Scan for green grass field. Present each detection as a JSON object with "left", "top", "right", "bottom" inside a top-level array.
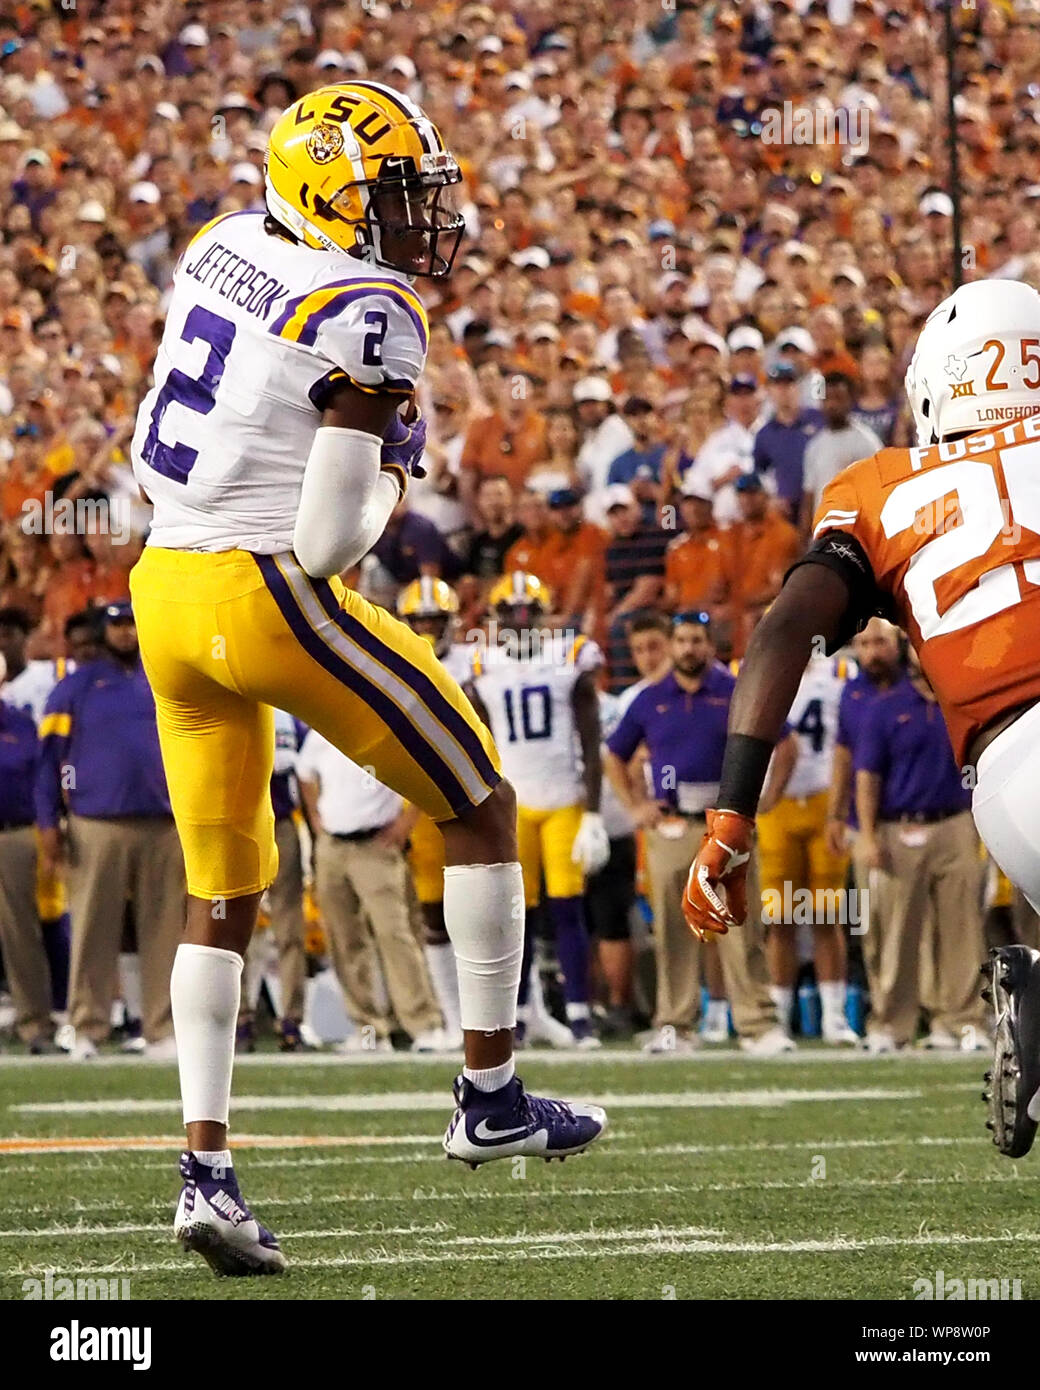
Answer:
[{"left": 0, "top": 1048, "right": 1035, "bottom": 1301}]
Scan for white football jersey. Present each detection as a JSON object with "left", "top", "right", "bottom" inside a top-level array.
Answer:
[
  {"left": 783, "top": 654, "right": 855, "bottom": 801},
  {"left": 471, "top": 634, "right": 602, "bottom": 811},
  {"left": 1, "top": 658, "right": 72, "bottom": 725},
  {"left": 132, "top": 210, "right": 428, "bottom": 553}
]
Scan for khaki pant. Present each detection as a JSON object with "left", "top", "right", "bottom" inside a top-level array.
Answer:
[
  {"left": 66, "top": 815, "right": 185, "bottom": 1044},
  {"left": 315, "top": 831, "right": 440, "bottom": 1038},
  {"left": 267, "top": 817, "right": 307, "bottom": 1021},
  {"left": 643, "top": 820, "right": 776, "bottom": 1038},
  {"left": 0, "top": 827, "right": 52, "bottom": 1043},
  {"left": 869, "top": 812, "right": 987, "bottom": 1044}
]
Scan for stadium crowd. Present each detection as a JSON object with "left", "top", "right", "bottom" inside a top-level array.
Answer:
[{"left": 0, "top": 0, "right": 1037, "bottom": 1057}]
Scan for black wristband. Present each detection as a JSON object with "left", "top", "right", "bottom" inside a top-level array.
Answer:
[{"left": 717, "top": 734, "right": 775, "bottom": 819}]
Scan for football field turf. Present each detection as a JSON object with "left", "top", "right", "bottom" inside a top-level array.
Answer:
[{"left": 0, "top": 1050, "right": 1035, "bottom": 1301}]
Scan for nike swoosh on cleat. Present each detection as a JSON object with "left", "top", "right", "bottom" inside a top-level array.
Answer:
[{"left": 472, "top": 1118, "right": 531, "bottom": 1143}]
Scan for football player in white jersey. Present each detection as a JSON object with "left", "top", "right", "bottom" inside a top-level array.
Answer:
[
  {"left": 757, "top": 651, "right": 860, "bottom": 1044},
  {"left": 467, "top": 573, "right": 611, "bottom": 1048},
  {"left": 129, "top": 84, "right": 605, "bottom": 1277},
  {"left": 397, "top": 576, "right": 471, "bottom": 1050}
]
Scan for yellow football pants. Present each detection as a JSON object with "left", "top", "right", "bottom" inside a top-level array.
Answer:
[
  {"left": 517, "top": 803, "right": 584, "bottom": 907},
  {"left": 130, "top": 547, "right": 500, "bottom": 901},
  {"left": 408, "top": 810, "right": 445, "bottom": 905},
  {"left": 756, "top": 790, "right": 848, "bottom": 919}
]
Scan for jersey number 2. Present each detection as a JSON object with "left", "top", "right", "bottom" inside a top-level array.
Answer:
[
  {"left": 880, "top": 440, "right": 1040, "bottom": 639},
  {"left": 142, "top": 307, "right": 237, "bottom": 484}
]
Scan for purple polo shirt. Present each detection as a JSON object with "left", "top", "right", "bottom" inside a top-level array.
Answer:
[
  {"left": 607, "top": 663, "right": 735, "bottom": 807},
  {"left": 854, "top": 681, "right": 970, "bottom": 821},
  {"left": 0, "top": 700, "right": 38, "bottom": 826},
  {"left": 837, "top": 670, "right": 908, "bottom": 829}
]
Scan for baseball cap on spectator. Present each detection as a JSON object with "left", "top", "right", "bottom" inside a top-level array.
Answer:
[
  {"left": 727, "top": 326, "right": 765, "bottom": 354},
  {"left": 386, "top": 56, "right": 417, "bottom": 80},
  {"left": 767, "top": 361, "right": 799, "bottom": 383},
  {"left": 833, "top": 266, "right": 866, "bottom": 289},
  {"left": 230, "top": 162, "right": 262, "bottom": 187},
  {"left": 95, "top": 354, "right": 123, "bottom": 377},
  {"left": 531, "top": 59, "right": 556, "bottom": 78},
  {"left": 21, "top": 149, "right": 50, "bottom": 168},
  {"left": 316, "top": 49, "right": 346, "bottom": 69},
  {"left": 504, "top": 71, "right": 532, "bottom": 91},
  {"left": 573, "top": 377, "right": 612, "bottom": 404},
  {"left": 680, "top": 472, "right": 713, "bottom": 501},
  {"left": 528, "top": 323, "right": 560, "bottom": 342},
  {"left": 155, "top": 103, "right": 180, "bottom": 122},
  {"left": 784, "top": 241, "right": 818, "bottom": 264},
  {"left": 104, "top": 600, "right": 135, "bottom": 623},
  {"left": 603, "top": 484, "right": 635, "bottom": 512},
  {"left": 728, "top": 375, "right": 759, "bottom": 395},
  {"left": 621, "top": 396, "right": 654, "bottom": 416},
  {"left": 476, "top": 35, "right": 504, "bottom": 53},
  {"left": 484, "top": 328, "right": 514, "bottom": 349},
  {"left": 217, "top": 93, "right": 256, "bottom": 113},
  {"left": 129, "top": 181, "right": 161, "bottom": 205},
  {"left": 919, "top": 190, "right": 954, "bottom": 218},
  {"left": 0, "top": 120, "right": 24, "bottom": 143},
  {"left": 776, "top": 327, "right": 817, "bottom": 355},
  {"left": 648, "top": 219, "right": 676, "bottom": 241},
  {"left": 179, "top": 24, "right": 208, "bottom": 47},
  {"left": 511, "top": 247, "right": 550, "bottom": 270},
  {"left": 77, "top": 200, "right": 106, "bottom": 223},
  {"left": 3, "top": 308, "right": 29, "bottom": 330},
  {"left": 136, "top": 55, "right": 164, "bottom": 74},
  {"left": 734, "top": 472, "right": 764, "bottom": 493},
  {"left": 541, "top": 33, "right": 571, "bottom": 52},
  {"left": 548, "top": 487, "right": 582, "bottom": 509}
]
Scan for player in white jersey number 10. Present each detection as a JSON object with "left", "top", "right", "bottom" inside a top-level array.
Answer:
[
  {"left": 467, "top": 573, "right": 611, "bottom": 1049},
  {"left": 128, "top": 84, "right": 605, "bottom": 1278}
]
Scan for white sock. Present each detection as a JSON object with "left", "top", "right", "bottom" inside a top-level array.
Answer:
[
  {"left": 819, "top": 979, "right": 847, "bottom": 1032},
  {"left": 565, "top": 1002, "right": 590, "bottom": 1022},
  {"left": 171, "top": 943, "right": 243, "bottom": 1127},
  {"left": 424, "top": 939, "right": 462, "bottom": 1036},
  {"left": 119, "top": 951, "right": 142, "bottom": 1023},
  {"left": 463, "top": 1057, "right": 516, "bottom": 1093},
  {"left": 442, "top": 862, "right": 524, "bottom": 1032},
  {"left": 770, "top": 985, "right": 794, "bottom": 1032},
  {"left": 705, "top": 999, "right": 729, "bottom": 1032}
]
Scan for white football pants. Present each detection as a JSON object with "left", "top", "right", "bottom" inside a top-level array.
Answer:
[{"left": 973, "top": 700, "right": 1040, "bottom": 913}]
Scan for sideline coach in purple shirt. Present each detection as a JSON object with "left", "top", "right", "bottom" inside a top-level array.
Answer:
[
  {"left": 605, "top": 612, "right": 788, "bottom": 1051},
  {"left": 854, "top": 647, "right": 985, "bottom": 1051}
]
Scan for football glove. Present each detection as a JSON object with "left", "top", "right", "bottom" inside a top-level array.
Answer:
[
  {"left": 380, "top": 408, "right": 427, "bottom": 494},
  {"left": 682, "top": 808, "right": 756, "bottom": 942},
  {"left": 571, "top": 811, "right": 610, "bottom": 875}
]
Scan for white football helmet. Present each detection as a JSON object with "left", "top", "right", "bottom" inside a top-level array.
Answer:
[{"left": 905, "top": 279, "right": 1040, "bottom": 446}]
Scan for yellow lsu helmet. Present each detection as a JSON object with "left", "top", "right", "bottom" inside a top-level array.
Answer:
[
  {"left": 397, "top": 576, "right": 459, "bottom": 655},
  {"left": 265, "top": 81, "right": 464, "bottom": 279},
  {"left": 488, "top": 571, "right": 554, "bottom": 617}
]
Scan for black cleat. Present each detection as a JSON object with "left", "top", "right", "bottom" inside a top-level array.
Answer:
[{"left": 982, "top": 946, "right": 1040, "bottom": 1158}]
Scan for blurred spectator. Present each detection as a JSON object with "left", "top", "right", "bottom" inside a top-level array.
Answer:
[
  {"left": 726, "top": 473, "right": 800, "bottom": 655},
  {"left": 664, "top": 476, "right": 732, "bottom": 620},
  {"left": 851, "top": 342, "right": 903, "bottom": 447},
  {"left": 34, "top": 601, "right": 182, "bottom": 1060},
  {"left": 459, "top": 367, "right": 546, "bottom": 509},
  {"left": 503, "top": 486, "right": 555, "bottom": 578},
  {"left": 799, "top": 373, "right": 884, "bottom": 536},
  {"left": 296, "top": 733, "right": 443, "bottom": 1053},
  {"left": 855, "top": 647, "right": 987, "bottom": 1054},
  {"left": 752, "top": 361, "right": 824, "bottom": 522},
  {"left": 605, "top": 614, "right": 786, "bottom": 1054},
  {"left": 0, "top": 697, "right": 51, "bottom": 1050},
  {"left": 682, "top": 375, "right": 764, "bottom": 524},
  {"left": 603, "top": 486, "right": 668, "bottom": 693},
  {"left": 574, "top": 377, "right": 634, "bottom": 523},
  {"left": 541, "top": 487, "right": 606, "bottom": 629}
]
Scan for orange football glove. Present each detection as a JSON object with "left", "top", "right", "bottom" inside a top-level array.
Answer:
[{"left": 682, "top": 809, "right": 756, "bottom": 942}]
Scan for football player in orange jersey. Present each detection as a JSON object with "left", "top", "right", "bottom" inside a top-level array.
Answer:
[{"left": 683, "top": 279, "right": 1040, "bottom": 1160}]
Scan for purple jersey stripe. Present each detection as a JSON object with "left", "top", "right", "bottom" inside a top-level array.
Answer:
[
  {"left": 253, "top": 555, "right": 472, "bottom": 813},
  {"left": 306, "top": 573, "right": 500, "bottom": 792},
  {"left": 269, "top": 279, "right": 429, "bottom": 352}
]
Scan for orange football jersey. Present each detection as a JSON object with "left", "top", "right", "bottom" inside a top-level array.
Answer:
[{"left": 812, "top": 413, "right": 1040, "bottom": 765}]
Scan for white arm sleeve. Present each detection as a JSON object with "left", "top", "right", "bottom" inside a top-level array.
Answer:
[{"left": 292, "top": 426, "right": 400, "bottom": 579}]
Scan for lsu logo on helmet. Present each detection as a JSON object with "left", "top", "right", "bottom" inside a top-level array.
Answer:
[{"left": 265, "top": 81, "right": 464, "bottom": 280}]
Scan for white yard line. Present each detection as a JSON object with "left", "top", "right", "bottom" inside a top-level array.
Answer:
[
  {"left": 10, "top": 1227, "right": 1040, "bottom": 1279},
  {"left": 9, "top": 1087, "right": 923, "bottom": 1116}
]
